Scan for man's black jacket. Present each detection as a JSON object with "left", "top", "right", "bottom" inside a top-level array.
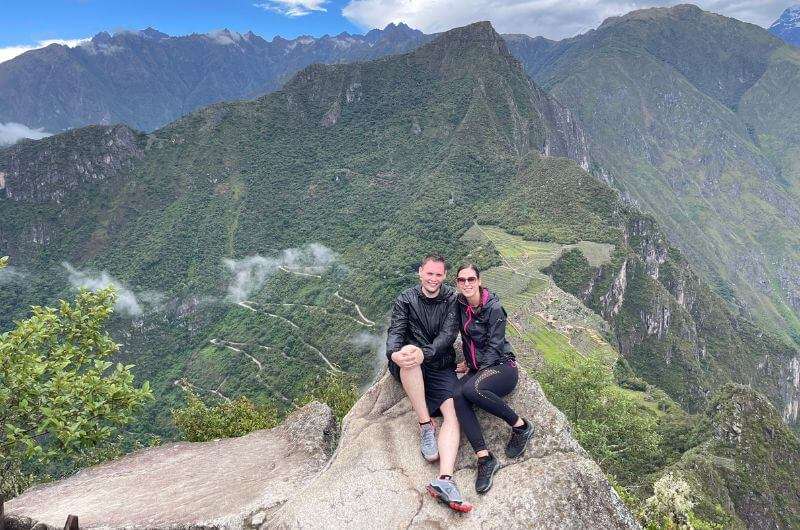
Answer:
[{"left": 385, "top": 284, "right": 459, "bottom": 370}]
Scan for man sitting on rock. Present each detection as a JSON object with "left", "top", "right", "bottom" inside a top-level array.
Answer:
[{"left": 386, "top": 253, "right": 471, "bottom": 512}]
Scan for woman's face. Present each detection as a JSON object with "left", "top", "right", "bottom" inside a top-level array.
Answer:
[{"left": 456, "top": 267, "right": 481, "bottom": 298}]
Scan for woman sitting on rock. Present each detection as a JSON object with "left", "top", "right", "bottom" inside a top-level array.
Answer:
[{"left": 453, "top": 263, "right": 535, "bottom": 494}]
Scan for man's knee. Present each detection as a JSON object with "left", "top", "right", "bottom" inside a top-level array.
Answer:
[{"left": 439, "top": 398, "right": 457, "bottom": 418}]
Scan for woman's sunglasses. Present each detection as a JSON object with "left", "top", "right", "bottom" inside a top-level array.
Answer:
[{"left": 456, "top": 276, "right": 478, "bottom": 284}]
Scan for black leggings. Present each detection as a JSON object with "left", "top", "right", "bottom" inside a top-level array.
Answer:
[{"left": 453, "top": 361, "right": 520, "bottom": 453}]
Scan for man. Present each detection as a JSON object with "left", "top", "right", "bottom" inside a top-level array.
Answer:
[{"left": 386, "top": 253, "right": 471, "bottom": 512}]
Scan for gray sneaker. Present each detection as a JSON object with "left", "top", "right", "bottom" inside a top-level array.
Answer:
[
  {"left": 427, "top": 477, "right": 473, "bottom": 513},
  {"left": 420, "top": 422, "right": 439, "bottom": 462}
]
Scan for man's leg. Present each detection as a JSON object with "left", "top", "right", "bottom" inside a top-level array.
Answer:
[
  {"left": 437, "top": 398, "right": 459, "bottom": 477},
  {"left": 399, "top": 364, "right": 431, "bottom": 423}
]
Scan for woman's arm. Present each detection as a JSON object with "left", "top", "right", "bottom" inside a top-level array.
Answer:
[{"left": 483, "top": 303, "right": 508, "bottom": 358}]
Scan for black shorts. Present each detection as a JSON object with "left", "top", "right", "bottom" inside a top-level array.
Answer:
[{"left": 388, "top": 359, "right": 458, "bottom": 417}]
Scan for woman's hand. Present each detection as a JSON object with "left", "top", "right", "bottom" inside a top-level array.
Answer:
[{"left": 455, "top": 361, "right": 468, "bottom": 374}]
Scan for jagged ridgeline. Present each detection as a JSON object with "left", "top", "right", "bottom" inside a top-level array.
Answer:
[
  {"left": 0, "top": 21, "right": 797, "bottom": 438},
  {"left": 507, "top": 5, "right": 800, "bottom": 350},
  {"left": 0, "top": 24, "right": 434, "bottom": 133}
]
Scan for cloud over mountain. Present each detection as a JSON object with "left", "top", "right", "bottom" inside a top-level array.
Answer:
[
  {"left": 0, "top": 123, "right": 52, "bottom": 145},
  {"left": 0, "top": 37, "right": 89, "bottom": 64},
  {"left": 342, "top": 0, "right": 790, "bottom": 39},
  {"left": 223, "top": 243, "right": 337, "bottom": 302},
  {"left": 62, "top": 263, "right": 165, "bottom": 317}
]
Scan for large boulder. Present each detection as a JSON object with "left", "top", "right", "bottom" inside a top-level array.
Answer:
[
  {"left": 267, "top": 370, "right": 639, "bottom": 529},
  {"left": 5, "top": 401, "right": 336, "bottom": 529}
]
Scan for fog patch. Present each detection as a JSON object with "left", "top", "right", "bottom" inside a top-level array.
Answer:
[
  {"left": 0, "top": 265, "right": 26, "bottom": 285},
  {"left": 0, "top": 122, "right": 52, "bottom": 146},
  {"left": 350, "top": 331, "right": 388, "bottom": 386},
  {"left": 62, "top": 262, "right": 162, "bottom": 317},
  {"left": 224, "top": 243, "right": 338, "bottom": 302},
  {"left": 223, "top": 255, "right": 280, "bottom": 302}
]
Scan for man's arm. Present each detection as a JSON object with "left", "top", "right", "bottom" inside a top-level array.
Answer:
[
  {"left": 385, "top": 296, "right": 409, "bottom": 361},
  {"left": 420, "top": 297, "right": 459, "bottom": 361}
]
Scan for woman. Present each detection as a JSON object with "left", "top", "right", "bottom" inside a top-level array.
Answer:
[{"left": 453, "top": 263, "right": 535, "bottom": 494}]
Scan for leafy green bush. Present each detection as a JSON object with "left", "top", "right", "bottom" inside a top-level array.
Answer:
[
  {"left": 640, "top": 473, "right": 725, "bottom": 530},
  {"left": 171, "top": 391, "right": 279, "bottom": 442},
  {"left": 0, "top": 285, "right": 152, "bottom": 509}
]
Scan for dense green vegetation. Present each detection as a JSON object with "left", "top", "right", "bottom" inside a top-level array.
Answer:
[{"left": 172, "top": 391, "right": 279, "bottom": 442}]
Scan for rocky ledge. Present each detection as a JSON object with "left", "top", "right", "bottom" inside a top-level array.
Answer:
[
  {"left": 7, "top": 370, "right": 638, "bottom": 529},
  {"left": 5, "top": 402, "right": 336, "bottom": 529}
]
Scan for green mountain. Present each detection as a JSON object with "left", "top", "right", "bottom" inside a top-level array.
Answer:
[
  {"left": 2, "top": 17, "right": 796, "bottom": 429},
  {"left": 3, "top": 20, "right": 800, "bottom": 526},
  {"left": 506, "top": 5, "right": 800, "bottom": 361}
]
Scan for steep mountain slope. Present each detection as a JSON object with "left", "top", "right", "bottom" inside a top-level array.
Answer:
[
  {"left": 663, "top": 384, "right": 800, "bottom": 529},
  {"left": 0, "top": 24, "right": 433, "bottom": 134},
  {"left": 769, "top": 5, "right": 800, "bottom": 46},
  {"left": 507, "top": 5, "right": 800, "bottom": 348}
]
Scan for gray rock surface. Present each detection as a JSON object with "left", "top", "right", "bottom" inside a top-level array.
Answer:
[
  {"left": 5, "top": 401, "right": 336, "bottom": 529},
  {"left": 6, "top": 372, "right": 639, "bottom": 529},
  {"left": 267, "top": 371, "right": 639, "bottom": 529}
]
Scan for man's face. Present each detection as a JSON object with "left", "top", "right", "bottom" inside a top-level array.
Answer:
[{"left": 418, "top": 260, "right": 446, "bottom": 297}]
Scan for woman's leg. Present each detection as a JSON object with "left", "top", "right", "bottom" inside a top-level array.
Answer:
[
  {"left": 453, "top": 373, "right": 489, "bottom": 453},
  {"left": 461, "top": 362, "right": 520, "bottom": 427}
]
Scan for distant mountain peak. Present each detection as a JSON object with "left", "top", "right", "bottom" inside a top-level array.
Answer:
[
  {"left": 770, "top": 5, "right": 800, "bottom": 29},
  {"left": 140, "top": 27, "right": 169, "bottom": 39},
  {"left": 205, "top": 28, "right": 244, "bottom": 45},
  {"left": 769, "top": 5, "right": 800, "bottom": 46}
]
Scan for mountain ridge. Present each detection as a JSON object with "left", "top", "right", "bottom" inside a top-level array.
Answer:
[
  {"left": 506, "top": 4, "right": 800, "bottom": 350},
  {"left": 0, "top": 23, "right": 434, "bottom": 134}
]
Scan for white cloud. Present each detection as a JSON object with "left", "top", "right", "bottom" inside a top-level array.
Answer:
[
  {"left": 341, "top": 0, "right": 791, "bottom": 40},
  {"left": 223, "top": 243, "right": 337, "bottom": 302},
  {"left": 0, "top": 265, "right": 26, "bottom": 285},
  {"left": 0, "top": 37, "right": 90, "bottom": 64},
  {"left": 0, "top": 122, "right": 52, "bottom": 146},
  {"left": 63, "top": 262, "right": 155, "bottom": 317},
  {"left": 224, "top": 255, "right": 281, "bottom": 302},
  {"left": 254, "top": 0, "right": 329, "bottom": 17}
]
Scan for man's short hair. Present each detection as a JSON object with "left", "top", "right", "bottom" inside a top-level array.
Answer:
[{"left": 420, "top": 253, "right": 448, "bottom": 270}]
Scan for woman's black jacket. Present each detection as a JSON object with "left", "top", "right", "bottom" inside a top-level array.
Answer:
[{"left": 458, "top": 288, "right": 514, "bottom": 371}]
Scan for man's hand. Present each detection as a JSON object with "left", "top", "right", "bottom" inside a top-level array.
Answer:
[
  {"left": 391, "top": 345, "right": 423, "bottom": 368},
  {"left": 455, "top": 361, "right": 468, "bottom": 374}
]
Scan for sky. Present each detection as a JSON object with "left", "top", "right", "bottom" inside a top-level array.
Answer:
[{"left": 1, "top": 0, "right": 797, "bottom": 62}]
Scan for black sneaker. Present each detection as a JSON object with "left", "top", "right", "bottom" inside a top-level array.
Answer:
[
  {"left": 505, "top": 418, "right": 535, "bottom": 458},
  {"left": 475, "top": 453, "right": 500, "bottom": 494}
]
